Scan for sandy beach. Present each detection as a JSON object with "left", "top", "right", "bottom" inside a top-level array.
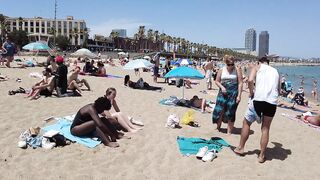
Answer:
[{"left": 0, "top": 58, "right": 320, "bottom": 180}]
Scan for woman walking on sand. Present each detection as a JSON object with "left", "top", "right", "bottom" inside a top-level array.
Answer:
[{"left": 212, "top": 55, "right": 243, "bottom": 134}]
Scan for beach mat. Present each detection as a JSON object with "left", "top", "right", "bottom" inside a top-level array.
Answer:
[
  {"left": 281, "top": 113, "right": 320, "bottom": 132},
  {"left": 177, "top": 136, "right": 229, "bottom": 156},
  {"left": 42, "top": 118, "right": 101, "bottom": 148}
]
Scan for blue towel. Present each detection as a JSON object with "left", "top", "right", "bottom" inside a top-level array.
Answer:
[
  {"left": 42, "top": 119, "right": 101, "bottom": 148},
  {"left": 106, "top": 74, "right": 123, "bottom": 78},
  {"left": 177, "top": 136, "right": 229, "bottom": 156}
]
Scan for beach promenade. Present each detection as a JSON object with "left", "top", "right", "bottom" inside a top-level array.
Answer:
[{"left": 0, "top": 59, "right": 320, "bottom": 180}]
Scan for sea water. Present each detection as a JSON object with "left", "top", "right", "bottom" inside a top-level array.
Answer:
[{"left": 275, "top": 65, "right": 320, "bottom": 102}]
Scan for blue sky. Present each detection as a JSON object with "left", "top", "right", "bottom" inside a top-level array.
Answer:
[{"left": 1, "top": 0, "right": 319, "bottom": 58}]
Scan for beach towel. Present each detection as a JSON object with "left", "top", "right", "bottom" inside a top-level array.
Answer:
[
  {"left": 42, "top": 118, "right": 101, "bottom": 148},
  {"left": 281, "top": 113, "right": 320, "bottom": 132},
  {"left": 177, "top": 136, "right": 229, "bottom": 156}
]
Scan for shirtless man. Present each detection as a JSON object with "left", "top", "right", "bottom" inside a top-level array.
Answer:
[
  {"left": 27, "top": 68, "right": 55, "bottom": 100},
  {"left": 68, "top": 66, "right": 91, "bottom": 93},
  {"left": 203, "top": 58, "right": 214, "bottom": 90}
]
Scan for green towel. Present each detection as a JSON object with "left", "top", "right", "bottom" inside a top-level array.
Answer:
[{"left": 177, "top": 136, "right": 229, "bottom": 156}]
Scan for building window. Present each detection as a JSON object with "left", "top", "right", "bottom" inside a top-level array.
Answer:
[
  {"left": 36, "top": 22, "right": 39, "bottom": 27},
  {"left": 30, "top": 28, "right": 34, "bottom": 33},
  {"left": 36, "top": 28, "right": 39, "bottom": 33},
  {"left": 13, "top": 21, "right": 16, "bottom": 26},
  {"left": 80, "top": 35, "right": 83, "bottom": 39},
  {"left": 24, "top": 22, "right": 28, "bottom": 27},
  {"left": 13, "top": 27, "right": 16, "bottom": 31},
  {"left": 42, "top": 28, "right": 45, "bottom": 33},
  {"left": 69, "top": 22, "right": 72, "bottom": 29}
]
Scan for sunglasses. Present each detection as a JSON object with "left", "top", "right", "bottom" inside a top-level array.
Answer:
[{"left": 227, "top": 63, "right": 235, "bottom": 66}]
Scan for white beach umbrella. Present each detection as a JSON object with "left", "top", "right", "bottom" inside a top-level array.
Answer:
[
  {"left": 71, "top": 48, "right": 97, "bottom": 58},
  {"left": 123, "top": 59, "right": 153, "bottom": 70}
]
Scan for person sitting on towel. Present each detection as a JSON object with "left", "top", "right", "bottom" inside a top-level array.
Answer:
[
  {"left": 67, "top": 66, "right": 91, "bottom": 94},
  {"left": 70, "top": 97, "right": 123, "bottom": 148}
]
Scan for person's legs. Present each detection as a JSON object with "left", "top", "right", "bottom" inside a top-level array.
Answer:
[
  {"left": 69, "top": 80, "right": 82, "bottom": 93},
  {"left": 79, "top": 79, "right": 90, "bottom": 90},
  {"left": 259, "top": 115, "right": 273, "bottom": 163},
  {"left": 117, "top": 112, "right": 141, "bottom": 130},
  {"left": 227, "top": 121, "right": 234, "bottom": 135},
  {"left": 30, "top": 89, "right": 41, "bottom": 100},
  {"left": 5, "top": 56, "right": 13, "bottom": 68},
  {"left": 234, "top": 119, "right": 252, "bottom": 155},
  {"left": 71, "top": 120, "right": 119, "bottom": 147},
  {"left": 216, "top": 110, "right": 225, "bottom": 131},
  {"left": 112, "top": 112, "right": 138, "bottom": 132}
]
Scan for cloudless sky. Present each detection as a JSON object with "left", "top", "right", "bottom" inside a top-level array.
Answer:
[{"left": 1, "top": 0, "right": 319, "bottom": 58}]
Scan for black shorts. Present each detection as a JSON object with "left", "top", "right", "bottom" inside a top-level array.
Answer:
[
  {"left": 153, "top": 66, "right": 159, "bottom": 76},
  {"left": 40, "top": 88, "right": 52, "bottom": 97},
  {"left": 253, "top": 101, "right": 277, "bottom": 118}
]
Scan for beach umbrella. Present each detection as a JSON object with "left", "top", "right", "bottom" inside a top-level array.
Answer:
[
  {"left": 118, "top": 52, "right": 126, "bottom": 55},
  {"left": 71, "top": 48, "right": 97, "bottom": 58},
  {"left": 164, "top": 66, "right": 204, "bottom": 98},
  {"left": 22, "top": 42, "right": 51, "bottom": 51},
  {"left": 123, "top": 59, "right": 153, "bottom": 70},
  {"left": 174, "top": 58, "right": 193, "bottom": 66}
]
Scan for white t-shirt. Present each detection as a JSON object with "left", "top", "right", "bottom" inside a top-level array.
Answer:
[{"left": 254, "top": 64, "right": 279, "bottom": 105}]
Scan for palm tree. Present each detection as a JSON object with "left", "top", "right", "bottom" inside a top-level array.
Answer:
[
  {"left": 159, "top": 33, "right": 166, "bottom": 51},
  {"left": 147, "top": 29, "right": 153, "bottom": 50},
  {"left": 0, "top": 14, "right": 8, "bottom": 44},
  {"left": 71, "top": 27, "right": 79, "bottom": 47},
  {"left": 137, "top": 26, "right": 145, "bottom": 51},
  {"left": 109, "top": 31, "right": 119, "bottom": 49},
  {"left": 154, "top": 30, "right": 159, "bottom": 51},
  {"left": 18, "top": 17, "right": 23, "bottom": 31}
]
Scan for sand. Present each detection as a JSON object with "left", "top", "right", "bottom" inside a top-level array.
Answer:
[{"left": 0, "top": 57, "right": 320, "bottom": 180}]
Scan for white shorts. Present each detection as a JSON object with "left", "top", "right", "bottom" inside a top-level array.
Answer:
[
  {"left": 205, "top": 70, "right": 213, "bottom": 83},
  {"left": 244, "top": 99, "right": 261, "bottom": 123}
]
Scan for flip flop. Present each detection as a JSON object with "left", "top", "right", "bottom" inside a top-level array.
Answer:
[
  {"left": 233, "top": 147, "right": 245, "bottom": 157},
  {"left": 258, "top": 156, "right": 266, "bottom": 163}
]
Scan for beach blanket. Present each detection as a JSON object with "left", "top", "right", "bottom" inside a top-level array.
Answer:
[
  {"left": 177, "top": 136, "right": 229, "bottom": 156},
  {"left": 42, "top": 117, "right": 101, "bottom": 148},
  {"left": 281, "top": 113, "right": 320, "bottom": 132}
]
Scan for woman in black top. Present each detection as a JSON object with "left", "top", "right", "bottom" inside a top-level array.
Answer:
[{"left": 70, "top": 97, "right": 120, "bottom": 148}]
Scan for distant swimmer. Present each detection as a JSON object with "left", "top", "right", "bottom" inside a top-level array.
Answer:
[{"left": 311, "top": 79, "right": 318, "bottom": 100}]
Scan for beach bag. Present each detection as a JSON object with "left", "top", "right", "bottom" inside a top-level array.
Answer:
[
  {"left": 181, "top": 110, "right": 195, "bottom": 125},
  {"left": 165, "top": 114, "right": 180, "bottom": 128}
]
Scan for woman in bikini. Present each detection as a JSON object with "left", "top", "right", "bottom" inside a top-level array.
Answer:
[{"left": 70, "top": 97, "right": 121, "bottom": 148}]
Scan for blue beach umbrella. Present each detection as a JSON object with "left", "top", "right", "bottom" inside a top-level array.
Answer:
[
  {"left": 23, "top": 42, "right": 51, "bottom": 51},
  {"left": 123, "top": 59, "right": 153, "bottom": 70},
  {"left": 164, "top": 66, "right": 204, "bottom": 98}
]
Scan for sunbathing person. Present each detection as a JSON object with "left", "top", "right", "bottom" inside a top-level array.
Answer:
[
  {"left": 27, "top": 68, "right": 55, "bottom": 100},
  {"left": 83, "top": 60, "right": 98, "bottom": 74},
  {"left": 94, "top": 61, "right": 106, "bottom": 76},
  {"left": 70, "top": 97, "right": 120, "bottom": 148},
  {"left": 296, "top": 113, "right": 320, "bottom": 126},
  {"left": 124, "top": 75, "right": 163, "bottom": 91},
  {"left": 189, "top": 95, "right": 214, "bottom": 113},
  {"left": 103, "top": 87, "right": 142, "bottom": 133},
  {"left": 278, "top": 99, "right": 318, "bottom": 114},
  {"left": 67, "top": 66, "right": 91, "bottom": 93}
]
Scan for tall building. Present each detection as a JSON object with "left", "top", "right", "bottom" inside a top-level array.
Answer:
[
  {"left": 245, "top": 28, "right": 256, "bottom": 52},
  {"left": 112, "top": 29, "right": 127, "bottom": 38},
  {"left": 4, "top": 16, "right": 87, "bottom": 46},
  {"left": 258, "top": 31, "right": 269, "bottom": 57}
]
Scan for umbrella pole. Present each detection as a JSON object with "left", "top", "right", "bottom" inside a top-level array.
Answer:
[{"left": 182, "top": 79, "right": 185, "bottom": 99}]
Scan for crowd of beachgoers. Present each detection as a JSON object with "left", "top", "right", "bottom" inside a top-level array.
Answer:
[{"left": 1, "top": 36, "right": 319, "bottom": 165}]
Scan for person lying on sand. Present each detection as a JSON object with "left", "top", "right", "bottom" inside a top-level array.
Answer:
[
  {"left": 27, "top": 68, "right": 55, "bottom": 100},
  {"left": 296, "top": 113, "right": 320, "bottom": 126},
  {"left": 67, "top": 66, "right": 91, "bottom": 94},
  {"left": 70, "top": 97, "right": 122, "bottom": 148},
  {"left": 189, "top": 95, "right": 214, "bottom": 113},
  {"left": 278, "top": 99, "right": 318, "bottom": 114},
  {"left": 124, "top": 75, "right": 163, "bottom": 91},
  {"left": 103, "top": 87, "right": 143, "bottom": 133}
]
